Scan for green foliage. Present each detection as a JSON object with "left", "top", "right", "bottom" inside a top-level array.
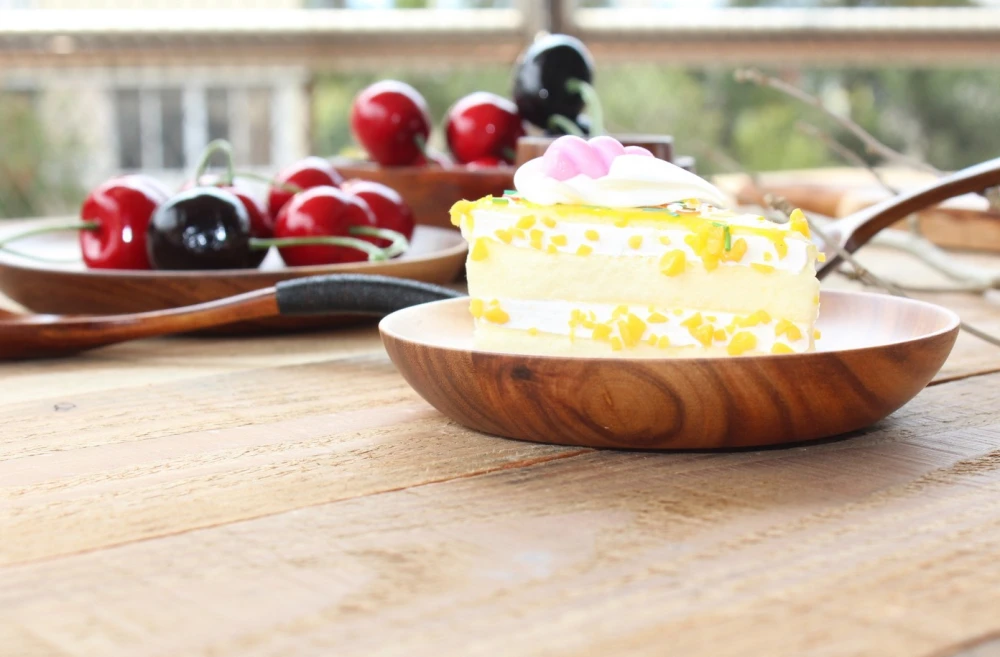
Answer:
[{"left": 0, "top": 94, "right": 85, "bottom": 220}]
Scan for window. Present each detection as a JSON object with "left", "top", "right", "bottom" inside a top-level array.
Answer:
[{"left": 112, "top": 86, "right": 273, "bottom": 172}]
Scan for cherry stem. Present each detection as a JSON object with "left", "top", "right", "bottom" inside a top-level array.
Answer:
[
  {"left": 193, "top": 139, "right": 236, "bottom": 187},
  {"left": 565, "top": 78, "right": 604, "bottom": 136},
  {"left": 546, "top": 115, "right": 584, "bottom": 138},
  {"left": 501, "top": 147, "right": 517, "bottom": 164},
  {"left": 249, "top": 236, "right": 389, "bottom": 262},
  {"left": 0, "top": 220, "right": 99, "bottom": 253},
  {"left": 234, "top": 170, "right": 304, "bottom": 194},
  {"left": 348, "top": 225, "right": 409, "bottom": 258}
]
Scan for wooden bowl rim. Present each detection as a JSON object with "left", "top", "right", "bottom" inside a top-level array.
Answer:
[
  {"left": 0, "top": 224, "right": 467, "bottom": 281},
  {"left": 379, "top": 289, "right": 961, "bottom": 365}
]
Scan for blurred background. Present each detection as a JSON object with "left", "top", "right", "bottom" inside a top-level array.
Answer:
[{"left": 2, "top": 0, "right": 1000, "bottom": 218}]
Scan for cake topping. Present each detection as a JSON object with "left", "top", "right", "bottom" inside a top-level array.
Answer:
[{"left": 513, "top": 135, "right": 730, "bottom": 209}]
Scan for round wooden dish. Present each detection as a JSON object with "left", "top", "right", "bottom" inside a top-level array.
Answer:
[
  {"left": 380, "top": 290, "right": 959, "bottom": 450},
  {"left": 0, "top": 223, "right": 466, "bottom": 334}
]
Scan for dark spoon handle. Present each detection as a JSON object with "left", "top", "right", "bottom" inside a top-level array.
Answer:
[{"left": 275, "top": 274, "right": 465, "bottom": 317}]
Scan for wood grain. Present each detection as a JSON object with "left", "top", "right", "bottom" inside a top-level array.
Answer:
[
  {"left": 0, "top": 245, "right": 998, "bottom": 657},
  {"left": 0, "top": 224, "right": 466, "bottom": 333},
  {"left": 1, "top": 373, "right": 1000, "bottom": 656},
  {"left": 381, "top": 291, "right": 958, "bottom": 450}
]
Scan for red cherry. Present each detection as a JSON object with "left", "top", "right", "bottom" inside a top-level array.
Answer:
[
  {"left": 341, "top": 179, "right": 415, "bottom": 250},
  {"left": 274, "top": 186, "right": 376, "bottom": 266},
  {"left": 351, "top": 80, "right": 431, "bottom": 167},
  {"left": 79, "top": 176, "right": 164, "bottom": 270},
  {"left": 180, "top": 176, "right": 271, "bottom": 240},
  {"left": 267, "top": 156, "right": 344, "bottom": 224},
  {"left": 445, "top": 92, "right": 525, "bottom": 165}
]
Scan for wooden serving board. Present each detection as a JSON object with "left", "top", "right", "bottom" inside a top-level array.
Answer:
[{"left": 715, "top": 167, "right": 1000, "bottom": 254}]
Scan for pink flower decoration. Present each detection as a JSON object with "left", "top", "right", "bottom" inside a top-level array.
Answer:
[{"left": 541, "top": 135, "right": 654, "bottom": 181}]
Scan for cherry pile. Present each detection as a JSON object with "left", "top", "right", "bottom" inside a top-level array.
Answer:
[
  {"left": 0, "top": 140, "right": 414, "bottom": 271},
  {"left": 349, "top": 33, "right": 600, "bottom": 168}
]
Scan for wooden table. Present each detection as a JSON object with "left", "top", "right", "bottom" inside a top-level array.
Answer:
[{"left": 2, "top": 247, "right": 1000, "bottom": 657}]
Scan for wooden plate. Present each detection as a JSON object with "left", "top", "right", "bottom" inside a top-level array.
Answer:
[
  {"left": 380, "top": 290, "right": 959, "bottom": 450},
  {"left": 0, "top": 223, "right": 466, "bottom": 333}
]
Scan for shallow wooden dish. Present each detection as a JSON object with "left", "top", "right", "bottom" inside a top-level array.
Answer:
[
  {"left": 380, "top": 290, "right": 959, "bottom": 450},
  {"left": 0, "top": 224, "right": 466, "bottom": 334}
]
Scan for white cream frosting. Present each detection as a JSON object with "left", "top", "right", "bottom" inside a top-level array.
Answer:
[
  {"left": 475, "top": 298, "right": 813, "bottom": 354},
  {"left": 513, "top": 154, "right": 731, "bottom": 209},
  {"left": 464, "top": 209, "right": 814, "bottom": 274}
]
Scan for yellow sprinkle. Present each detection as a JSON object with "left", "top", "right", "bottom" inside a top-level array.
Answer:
[
  {"left": 681, "top": 313, "right": 703, "bottom": 329},
  {"left": 714, "top": 329, "right": 726, "bottom": 342},
  {"left": 489, "top": 299, "right": 499, "bottom": 306},
  {"left": 727, "top": 331, "right": 757, "bottom": 356},
  {"left": 528, "top": 327, "right": 539, "bottom": 336},
  {"left": 610, "top": 336, "right": 623, "bottom": 351},
  {"left": 648, "top": 312, "right": 668, "bottom": 324},
  {"left": 756, "top": 310, "right": 772, "bottom": 324},
  {"left": 516, "top": 215, "right": 536, "bottom": 230},
  {"left": 622, "top": 313, "right": 647, "bottom": 348},
  {"left": 774, "top": 235, "right": 788, "bottom": 259},
  {"left": 483, "top": 307, "right": 509, "bottom": 324},
  {"left": 469, "top": 298, "right": 484, "bottom": 319},
  {"left": 725, "top": 324, "right": 735, "bottom": 335},
  {"left": 628, "top": 235, "right": 643, "bottom": 249},
  {"left": 576, "top": 244, "right": 593, "bottom": 256},
  {"left": 752, "top": 263, "right": 776, "bottom": 274},
  {"left": 494, "top": 228, "right": 513, "bottom": 244},
  {"left": 550, "top": 234, "right": 568, "bottom": 247},
  {"left": 692, "top": 324, "right": 715, "bottom": 347},
  {"left": 614, "top": 217, "right": 629, "bottom": 228},
  {"left": 706, "top": 315, "right": 717, "bottom": 322},
  {"left": 813, "top": 294, "right": 820, "bottom": 304},
  {"left": 529, "top": 228, "right": 543, "bottom": 243},
  {"left": 542, "top": 216, "right": 557, "bottom": 229},
  {"left": 673, "top": 309, "right": 684, "bottom": 316},
  {"left": 722, "top": 237, "right": 748, "bottom": 263},
  {"left": 659, "top": 236, "right": 672, "bottom": 246},
  {"left": 771, "top": 342, "right": 795, "bottom": 355},
  {"left": 470, "top": 238, "right": 489, "bottom": 261},
  {"left": 546, "top": 244, "right": 558, "bottom": 254},
  {"left": 775, "top": 319, "right": 803, "bottom": 341},
  {"left": 702, "top": 255, "right": 720, "bottom": 271},
  {"left": 817, "top": 252, "right": 827, "bottom": 263},
  {"left": 763, "top": 251, "right": 774, "bottom": 262},
  {"left": 789, "top": 209, "right": 810, "bottom": 238},
  {"left": 513, "top": 228, "right": 526, "bottom": 240},
  {"left": 657, "top": 336, "right": 671, "bottom": 349},
  {"left": 685, "top": 231, "right": 706, "bottom": 253},
  {"left": 659, "top": 250, "right": 687, "bottom": 277},
  {"left": 647, "top": 334, "right": 658, "bottom": 346},
  {"left": 592, "top": 324, "right": 612, "bottom": 341},
  {"left": 814, "top": 329, "right": 822, "bottom": 340},
  {"left": 648, "top": 305, "right": 656, "bottom": 313},
  {"left": 612, "top": 304, "right": 629, "bottom": 318},
  {"left": 585, "top": 229, "right": 600, "bottom": 241}
]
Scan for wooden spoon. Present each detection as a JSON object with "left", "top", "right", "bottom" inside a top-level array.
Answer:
[
  {"left": 0, "top": 275, "right": 462, "bottom": 360},
  {"left": 815, "top": 156, "right": 1000, "bottom": 278},
  {"left": 2, "top": 156, "right": 999, "bottom": 361}
]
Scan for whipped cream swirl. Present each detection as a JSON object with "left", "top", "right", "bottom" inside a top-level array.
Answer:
[{"left": 513, "top": 135, "right": 730, "bottom": 209}]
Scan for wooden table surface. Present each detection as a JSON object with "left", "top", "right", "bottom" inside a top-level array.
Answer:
[{"left": 2, "top": 246, "right": 1000, "bottom": 657}]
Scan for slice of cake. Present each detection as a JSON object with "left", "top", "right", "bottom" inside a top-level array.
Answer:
[{"left": 449, "top": 136, "right": 821, "bottom": 357}]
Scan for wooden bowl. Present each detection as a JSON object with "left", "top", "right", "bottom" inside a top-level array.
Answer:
[
  {"left": 333, "top": 159, "right": 514, "bottom": 230},
  {"left": 380, "top": 290, "right": 959, "bottom": 450},
  {"left": 0, "top": 223, "right": 466, "bottom": 334}
]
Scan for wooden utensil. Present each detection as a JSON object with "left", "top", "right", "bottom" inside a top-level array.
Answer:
[
  {"left": 789, "top": 157, "right": 1000, "bottom": 278},
  {"left": 380, "top": 291, "right": 959, "bottom": 450},
  {"left": 0, "top": 224, "right": 466, "bottom": 334},
  {"left": 0, "top": 275, "right": 463, "bottom": 360}
]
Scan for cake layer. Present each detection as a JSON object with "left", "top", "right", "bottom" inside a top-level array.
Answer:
[
  {"left": 466, "top": 244, "right": 820, "bottom": 323},
  {"left": 470, "top": 298, "right": 815, "bottom": 357}
]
